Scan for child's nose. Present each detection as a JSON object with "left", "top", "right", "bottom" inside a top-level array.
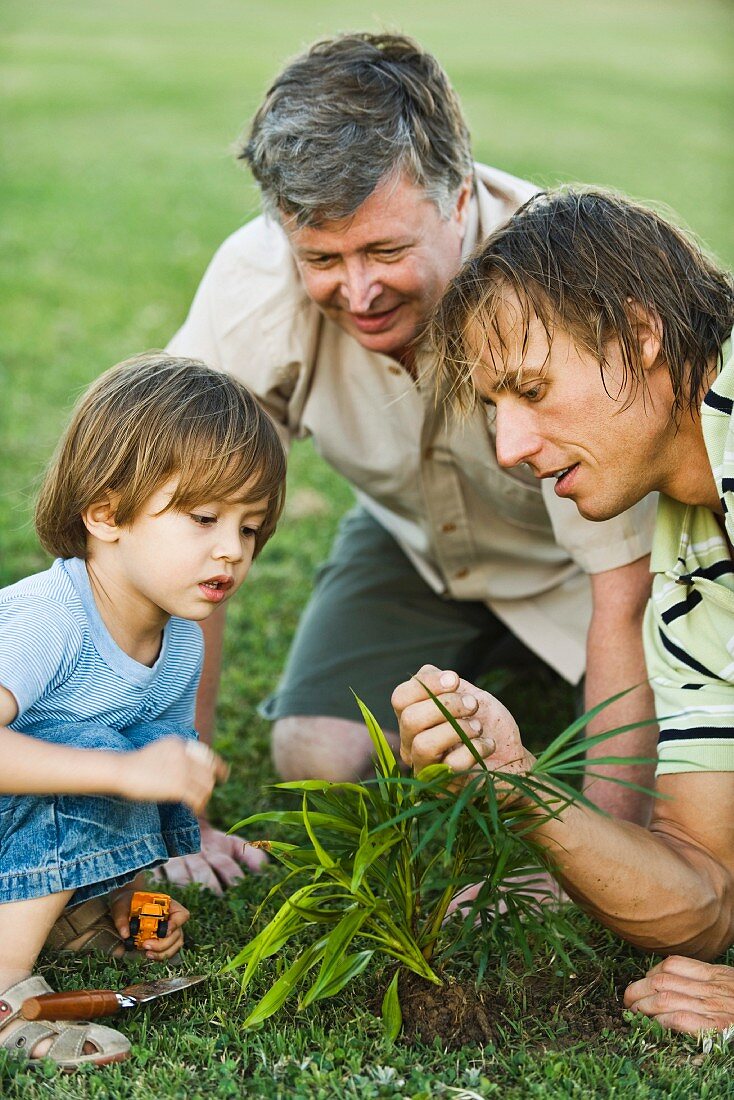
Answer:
[{"left": 214, "top": 527, "right": 244, "bottom": 562}]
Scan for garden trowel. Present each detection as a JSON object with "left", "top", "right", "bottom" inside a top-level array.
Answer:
[{"left": 21, "top": 975, "right": 207, "bottom": 1021}]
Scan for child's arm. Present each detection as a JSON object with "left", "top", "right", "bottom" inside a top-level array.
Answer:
[{"left": 0, "top": 685, "right": 228, "bottom": 813}]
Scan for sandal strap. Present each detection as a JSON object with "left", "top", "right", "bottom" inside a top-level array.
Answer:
[
  {"left": 45, "top": 896, "right": 119, "bottom": 954},
  {"left": 45, "top": 1022, "right": 91, "bottom": 1061},
  {"left": 0, "top": 975, "right": 53, "bottom": 1029},
  {"left": 0, "top": 1018, "right": 57, "bottom": 1053}
]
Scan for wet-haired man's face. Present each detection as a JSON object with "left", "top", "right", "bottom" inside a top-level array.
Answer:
[
  {"left": 468, "top": 296, "right": 679, "bottom": 522},
  {"left": 284, "top": 172, "right": 471, "bottom": 365}
]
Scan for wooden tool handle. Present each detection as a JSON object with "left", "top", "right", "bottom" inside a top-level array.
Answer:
[{"left": 22, "top": 990, "right": 121, "bottom": 1020}]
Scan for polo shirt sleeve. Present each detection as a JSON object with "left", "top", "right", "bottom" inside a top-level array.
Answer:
[
  {"left": 167, "top": 218, "right": 319, "bottom": 449},
  {"left": 540, "top": 481, "right": 657, "bottom": 574},
  {"left": 643, "top": 601, "right": 734, "bottom": 776},
  {"left": 0, "top": 598, "right": 83, "bottom": 719}
]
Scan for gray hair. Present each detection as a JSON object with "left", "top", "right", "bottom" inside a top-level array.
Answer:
[{"left": 239, "top": 32, "right": 474, "bottom": 227}]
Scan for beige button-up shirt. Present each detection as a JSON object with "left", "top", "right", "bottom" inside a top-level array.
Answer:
[{"left": 169, "top": 163, "right": 656, "bottom": 683}]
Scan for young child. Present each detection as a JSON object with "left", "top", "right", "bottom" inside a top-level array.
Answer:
[{"left": 0, "top": 352, "right": 286, "bottom": 1068}]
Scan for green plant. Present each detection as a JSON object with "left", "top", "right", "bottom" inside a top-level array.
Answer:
[{"left": 224, "top": 690, "right": 653, "bottom": 1037}]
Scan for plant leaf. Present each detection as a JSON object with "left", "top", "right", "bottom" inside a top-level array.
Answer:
[
  {"left": 300, "top": 906, "right": 373, "bottom": 1007},
  {"left": 313, "top": 950, "right": 375, "bottom": 1001},
  {"left": 353, "top": 694, "right": 399, "bottom": 784},
  {"left": 381, "top": 970, "right": 402, "bottom": 1042},
  {"left": 242, "top": 937, "right": 329, "bottom": 1028},
  {"left": 301, "top": 793, "right": 338, "bottom": 869},
  {"left": 350, "top": 830, "right": 403, "bottom": 892}
]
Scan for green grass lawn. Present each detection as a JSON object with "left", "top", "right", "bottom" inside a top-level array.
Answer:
[{"left": 2, "top": 0, "right": 734, "bottom": 1094}]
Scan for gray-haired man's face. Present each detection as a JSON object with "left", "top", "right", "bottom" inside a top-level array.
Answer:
[{"left": 283, "top": 172, "right": 472, "bottom": 364}]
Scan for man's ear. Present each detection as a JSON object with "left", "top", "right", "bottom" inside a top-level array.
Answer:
[
  {"left": 82, "top": 492, "right": 122, "bottom": 544},
  {"left": 453, "top": 175, "right": 474, "bottom": 235},
  {"left": 626, "top": 298, "right": 664, "bottom": 371}
]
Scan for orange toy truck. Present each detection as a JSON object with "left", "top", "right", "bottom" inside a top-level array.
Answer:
[{"left": 126, "top": 891, "right": 171, "bottom": 950}]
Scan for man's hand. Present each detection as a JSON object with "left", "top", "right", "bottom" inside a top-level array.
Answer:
[
  {"left": 117, "top": 737, "right": 229, "bottom": 815},
  {"left": 448, "top": 869, "right": 567, "bottom": 920},
  {"left": 624, "top": 956, "right": 734, "bottom": 1035},
  {"left": 153, "top": 818, "right": 269, "bottom": 895},
  {"left": 392, "top": 664, "right": 535, "bottom": 777},
  {"left": 108, "top": 888, "right": 190, "bottom": 962}
]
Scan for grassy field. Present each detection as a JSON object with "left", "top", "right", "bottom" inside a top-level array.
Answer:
[{"left": 2, "top": 0, "right": 734, "bottom": 1094}]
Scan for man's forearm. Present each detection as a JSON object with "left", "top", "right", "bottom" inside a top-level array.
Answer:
[
  {"left": 583, "top": 559, "right": 657, "bottom": 824},
  {"left": 195, "top": 605, "right": 226, "bottom": 746},
  {"left": 532, "top": 773, "right": 734, "bottom": 959},
  {"left": 583, "top": 619, "right": 657, "bottom": 825}
]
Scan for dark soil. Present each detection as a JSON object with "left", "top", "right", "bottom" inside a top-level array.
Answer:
[
  {"left": 397, "top": 969, "right": 500, "bottom": 1048},
  {"left": 383, "top": 955, "right": 640, "bottom": 1051}
]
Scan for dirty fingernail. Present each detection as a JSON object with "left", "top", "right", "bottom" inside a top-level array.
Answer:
[
  {"left": 462, "top": 694, "right": 477, "bottom": 710},
  {"left": 469, "top": 719, "right": 482, "bottom": 732},
  {"left": 440, "top": 671, "right": 457, "bottom": 688}
]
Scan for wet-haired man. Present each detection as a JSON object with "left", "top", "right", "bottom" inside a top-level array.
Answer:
[
  {"left": 394, "top": 187, "right": 734, "bottom": 1034},
  {"left": 167, "top": 35, "right": 657, "bottom": 891}
]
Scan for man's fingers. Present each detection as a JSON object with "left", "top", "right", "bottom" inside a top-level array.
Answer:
[
  {"left": 643, "top": 955, "right": 730, "bottom": 984},
  {"left": 241, "top": 843, "right": 269, "bottom": 873},
  {"left": 651, "top": 1011, "right": 725, "bottom": 1035},
  {"left": 442, "top": 738, "right": 496, "bottom": 774},
  {"left": 625, "top": 972, "right": 721, "bottom": 1010},
  {"left": 156, "top": 855, "right": 193, "bottom": 888},
  {"left": 392, "top": 665, "right": 457, "bottom": 715},
  {"left": 159, "top": 853, "right": 224, "bottom": 895},
  {"left": 199, "top": 826, "right": 270, "bottom": 877},
  {"left": 627, "top": 993, "right": 728, "bottom": 1034},
  {"left": 399, "top": 694, "right": 482, "bottom": 759},
  {"left": 203, "top": 850, "right": 246, "bottom": 889},
  {"left": 411, "top": 725, "right": 495, "bottom": 774}
]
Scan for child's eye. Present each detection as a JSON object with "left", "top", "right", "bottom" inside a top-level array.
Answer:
[
  {"left": 190, "top": 513, "right": 216, "bottom": 526},
  {"left": 240, "top": 526, "right": 259, "bottom": 539}
]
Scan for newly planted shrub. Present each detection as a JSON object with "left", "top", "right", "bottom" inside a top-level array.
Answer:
[{"left": 225, "top": 690, "right": 651, "bottom": 1036}]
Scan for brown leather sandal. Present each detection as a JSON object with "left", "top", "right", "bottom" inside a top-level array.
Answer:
[
  {"left": 44, "top": 897, "right": 128, "bottom": 957},
  {"left": 0, "top": 976, "right": 130, "bottom": 1069}
]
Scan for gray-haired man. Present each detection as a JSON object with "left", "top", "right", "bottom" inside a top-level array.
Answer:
[{"left": 166, "top": 33, "right": 658, "bottom": 891}]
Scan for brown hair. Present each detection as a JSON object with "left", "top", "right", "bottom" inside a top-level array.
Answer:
[
  {"left": 35, "top": 352, "right": 287, "bottom": 559},
  {"left": 240, "top": 32, "right": 473, "bottom": 226},
  {"left": 431, "top": 187, "right": 734, "bottom": 415}
]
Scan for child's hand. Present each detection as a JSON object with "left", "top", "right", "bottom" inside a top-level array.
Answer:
[
  {"left": 118, "top": 736, "right": 229, "bottom": 814},
  {"left": 109, "top": 888, "right": 190, "bottom": 961}
]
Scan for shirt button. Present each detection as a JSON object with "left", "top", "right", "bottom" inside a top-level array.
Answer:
[
  {"left": 424, "top": 447, "right": 434, "bottom": 460},
  {"left": 388, "top": 365, "right": 402, "bottom": 376},
  {"left": 454, "top": 567, "right": 469, "bottom": 579},
  {"left": 441, "top": 522, "right": 457, "bottom": 533}
]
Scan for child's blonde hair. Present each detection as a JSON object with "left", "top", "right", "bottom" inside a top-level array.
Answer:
[{"left": 35, "top": 352, "right": 287, "bottom": 559}]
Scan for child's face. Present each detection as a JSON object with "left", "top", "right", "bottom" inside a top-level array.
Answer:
[{"left": 109, "top": 478, "right": 270, "bottom": 622}]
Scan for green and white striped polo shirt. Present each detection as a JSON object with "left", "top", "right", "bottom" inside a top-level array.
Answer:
[{"left": 644, "top": 332, "right": 734, "bottom": 775}]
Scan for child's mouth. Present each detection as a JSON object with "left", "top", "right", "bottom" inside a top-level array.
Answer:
[{"left": 199, "top": 577, "right": 233, "bottom": 602}]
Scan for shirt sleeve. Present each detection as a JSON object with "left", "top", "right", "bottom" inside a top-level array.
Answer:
[
  {"left": 0, "top": 598, "right": 83, "bottom": 718},
  {"left": 540, "top": 482, "right": 657, "bottom": 574},
  {"left": 643, "top": 602, "right": 734, "bottom": 775},
  {"left": 167, "top": 219, "right": 320, "bottom": 450}
]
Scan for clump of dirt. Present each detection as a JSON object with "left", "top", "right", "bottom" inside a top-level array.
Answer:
[
  {"left": 394, "top": 970, "right": 505, "bottom": 1049},
  {"left": 378, "top": 955, "right": 640, "bottom": 1050}
]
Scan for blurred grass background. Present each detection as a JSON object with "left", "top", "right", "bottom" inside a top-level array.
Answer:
[{"left": 1, "top": 1, "right": 733, "bottom": 1094}]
